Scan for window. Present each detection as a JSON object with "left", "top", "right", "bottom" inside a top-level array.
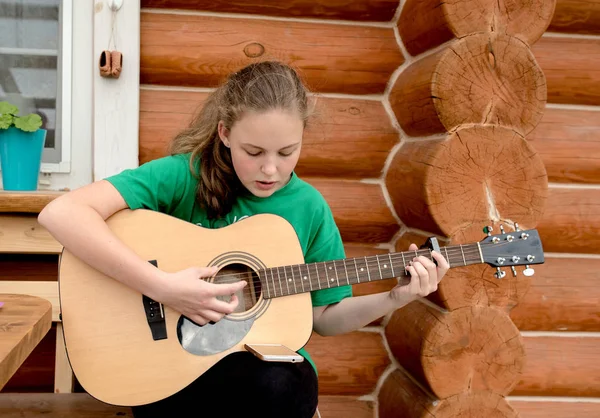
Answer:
[{"left": 0, "top": 0, "right": 72, "bottom": 173}]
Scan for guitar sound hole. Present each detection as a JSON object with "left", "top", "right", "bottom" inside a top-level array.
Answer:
[{"left": 213, "top": 264, "right": 261, "bottom": 313}]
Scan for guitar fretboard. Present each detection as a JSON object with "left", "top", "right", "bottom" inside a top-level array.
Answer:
[{"left": 260, "top": 244, "right": 483, "bottom": 299}]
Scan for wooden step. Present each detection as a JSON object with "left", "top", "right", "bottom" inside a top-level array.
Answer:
[
  {"left": 0, "top": 393, "right": 374, "bottom": 418},
  {"left": 0, "top": 393, "right": 133, "bottom": 417}
]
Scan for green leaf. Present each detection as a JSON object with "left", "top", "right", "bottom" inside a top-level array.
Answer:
[
  {"left": 0, "top": 101, "right": 19, "bottom": 116},
  {"left": 0, "top": 113, "right": 13, "bottom": 129},
  {"left": 14, "top": 114, "right": 43, "bottom": 132}
]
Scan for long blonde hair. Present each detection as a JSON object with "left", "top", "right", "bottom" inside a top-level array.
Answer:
[{"left": 169, "top": 61, "right": 311, "bottom": 219}]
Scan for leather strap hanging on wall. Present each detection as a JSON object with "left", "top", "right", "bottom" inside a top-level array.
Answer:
[{"left": 99, "top": 0, "right": 123, "bottom": 79}]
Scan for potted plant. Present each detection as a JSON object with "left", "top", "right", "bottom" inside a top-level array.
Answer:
[{"left": 0, "top": 101, "right": 46, "bottom": 191}]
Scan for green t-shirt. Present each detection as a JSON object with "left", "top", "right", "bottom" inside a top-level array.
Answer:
[{"left": 105, "top": 153, "right": 352, "bottom": 373}]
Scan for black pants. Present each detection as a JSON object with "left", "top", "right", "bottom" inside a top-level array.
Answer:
[{"left": 131, "top": 351, "right": 318, "bottom": 418}]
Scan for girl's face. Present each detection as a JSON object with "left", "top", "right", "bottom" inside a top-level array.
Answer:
[{"left": 218, "top": 108, "right": 304, "bottom": 198}]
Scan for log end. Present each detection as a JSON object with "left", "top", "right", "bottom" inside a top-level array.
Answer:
[
  {"left": 379, "top": 369, "right": 519, "bottom": 418},
  {"left": 386, "top": 125, "right": 548, "bottom": 238},
  {"left": 434, "top": 33, "right": 547, "bottom": 135},
  {"left": 386, "top": 304, "right": 526, "bottom": 398}
]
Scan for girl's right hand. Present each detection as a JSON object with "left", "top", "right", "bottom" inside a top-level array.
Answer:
[{"left": 157, "top": 266, "right": 247, "bottom": 326}]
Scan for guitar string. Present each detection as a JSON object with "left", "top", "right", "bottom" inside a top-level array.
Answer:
[
  {"left": 202, "top": 239, "right": 528, "bottom": 284},
  {"left": 196, "top": 241, "right": 531, "bottom": 298}
]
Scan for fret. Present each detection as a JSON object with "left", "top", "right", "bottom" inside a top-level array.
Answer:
[
  {"left": 333, "top": 262, "right": 340, "bottom": 287},
  {"left": 277, "top": 267, "right": 283, "bottom": 296},
  {"left": 323, "top": 262, "right": 331, "bottom": 288},
  {"left": 314, "top": 263, "right": 321, "bottom": 289},
  {"left": 292, "top": 265, "right": 299, "bottom": 293},
  {"left": 270, "top": 269, "right": 277, "bottom": 297},
  {"left": 299, "top": 265, "right": 306, "bottom": 292},
  {"left": 364, "top": 257, "right": 372, "bottom": 281},
  {"left": 353, "top": 259, "right": 360, "bottom": 284},
  {"left": 306, "top": 264, "right": 312, "bottom": 290},
  {"left": 265, "top": 268, "right": 277, "bottom": 297},
  {"left": 459, "top": 244, "right": 466, "bottom": 266},
  {"left": 401, "top": 252, "right": 407, "bottom": 272},
  {"left": 283, "top": 266, "right": 290, "bottom": 295},
  {"left": 443, "top": 247, "right": 451, "bottom": 267},
  {"left": 376, "top": 256, "right": 383, "bottom": 280},
  {"left": 262, "top": 271, "right": 270, "bottom": 298},
  {"left": 289, "top": 266, "right": 297, "bottom": 294},
  {"left": 343, "top": 260, "right": 350, "bottom": 285},
  {"left": 388, "top": 254, "right": 395, "bottom": 277}
]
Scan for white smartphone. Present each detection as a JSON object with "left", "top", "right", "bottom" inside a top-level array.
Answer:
[{"left": 244, "top": 343, "right": 304, "bottom": 363}]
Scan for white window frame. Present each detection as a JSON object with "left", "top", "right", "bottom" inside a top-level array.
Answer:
[
  {"left": 40, "top": 0, "right": 72, "bottom": 174},
  {"left": 0, "top": 0, "right": 140, "bottom": 191}
]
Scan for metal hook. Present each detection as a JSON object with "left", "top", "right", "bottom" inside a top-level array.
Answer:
[{"left": 108, "top": 0, "right": 123, "bottom": 11}]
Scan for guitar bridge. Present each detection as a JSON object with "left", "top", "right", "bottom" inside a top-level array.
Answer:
[{"left": 143, "top": 260, "right": 167, "bottom": 340}]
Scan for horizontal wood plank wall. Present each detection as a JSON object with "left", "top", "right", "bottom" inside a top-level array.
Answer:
[
  {"left": 512, "top": 400, "right": 600, "bottom": 418},
  {"left": 509, "top": 257, "right": 600, "bottom": 331},
  {"left": 536, "top": 187, "right": 600, "bottom": 254},
  {"left": 139, "top": 89, "right": 399, "bottom": 178},
  {"left": 139, "top": 12, "right": 404, "bottom": 94},
  {"left": 548, "top": 0, "right": 600, "bottom": 35},
  {"left": 527, "top": 106, "right": 600, "bottom": 184},
  {"left": 141, "top": 0, "right": 400, "bottom": 21},
  {"left": 516, "top": 10, "right": 600, "bottom": 414},
  {"left": 513, "top": 336, "right": 600, "bottom": 397},
  {"left": 532, "top": 36, "right": 600, "bottom": 106},
  {"left": 306, "top": 331, "right": 391, "bottom": 395}
]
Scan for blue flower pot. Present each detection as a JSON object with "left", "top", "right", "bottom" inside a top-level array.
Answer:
[{"left": 0, "top": 126, "right": 47, "bottom": 191}]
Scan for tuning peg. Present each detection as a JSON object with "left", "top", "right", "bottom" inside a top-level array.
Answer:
[
  {"left": 514, "top": 222, "right": 520, "bottom": 231},
  {"left": 483, "top": 226, "right": 493, "bottom": 236},
  {"left": 494, "top": 267, "right": 506, "bottom": 279},
  {"left": 523, "top": 265, "right": 535, "bottom": 277},
  {"left": 500, "top": 224, "right": 505, "bottom": 234},
  {"left": 511, "top": 266, "right": 518, "bottom": 277}
]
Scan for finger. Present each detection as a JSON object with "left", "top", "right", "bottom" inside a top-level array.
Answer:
[
  {"left": 197, "top": 309, "right": 225, "bottom": 323},
  {"left": 195, "top": 266, "right": 219, "bottom": 278},
  {"left": 412, "top": 262, "right": 430, "bottom": 294},
  {"left": 408, "top": 243, "right": 418, "bottom": 252},
  {"left": 188, "top": 315, "right": 209, "bottom": 326},
  {"left": 405, "top": 265, "right": 421, "bottom": 294},
  {"left": 212, "top": 280, "right": 248, "bottom": 296},
  {"left": 208, "top": 296, "right": 239, "bottom": 315},
  {"left": 415, "top": 256, "right": 437, "bottom": 283},
  {"left": 431, "top": 250, "right": 450, "bottom": 270}
]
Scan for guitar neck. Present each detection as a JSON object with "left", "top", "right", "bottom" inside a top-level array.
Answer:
[{"left": 261, "top": 243, "right": 483, "bottom": 299}]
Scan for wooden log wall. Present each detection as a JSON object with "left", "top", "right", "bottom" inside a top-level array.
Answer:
[
  {"left": 5, "top": 1, "right": 600, "bottom": 417},
  {"left": 512, "top": 0, "right": 600, "bottom": 414}
]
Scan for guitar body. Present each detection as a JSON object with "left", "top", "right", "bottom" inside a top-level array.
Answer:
[{"left": 59, "top": 209, "right": 313, "bottom": 406}]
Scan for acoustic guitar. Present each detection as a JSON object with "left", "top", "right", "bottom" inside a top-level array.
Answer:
[{"left": 58, "top": 209, "right": 544, "bottom": 406}]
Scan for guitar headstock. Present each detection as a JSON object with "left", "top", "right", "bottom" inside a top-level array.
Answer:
[{"left": 479, "top": 223, "right": 544, "bottom": 279}]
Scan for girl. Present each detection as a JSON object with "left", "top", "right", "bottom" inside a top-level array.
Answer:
[{"left": 39, "top": 61, "right": 449, "bottom": 418}]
